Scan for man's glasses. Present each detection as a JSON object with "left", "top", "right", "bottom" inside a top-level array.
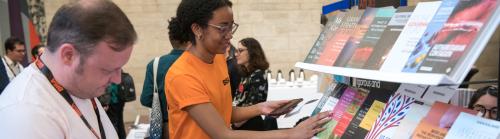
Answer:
[
  {"left": 208, "top": 22, "right": 239, "bottom": 35},
  {"left": 473, "top": 105, "right": 498, "bottom": 119}
]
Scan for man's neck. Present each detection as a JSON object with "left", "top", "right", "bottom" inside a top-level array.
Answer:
[
  {"left": 40, "top": 54, "right": 69, "bottom": 92},
  {"left": 40, "top": 54, "right": 91, "bottom": 99},
  {"left": 3, "top": 55, "right": 17, "bottom": 65}
]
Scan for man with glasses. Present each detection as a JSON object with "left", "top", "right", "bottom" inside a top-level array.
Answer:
[{"left": 0, "top": 37, "right": 25, "bottom": 93}]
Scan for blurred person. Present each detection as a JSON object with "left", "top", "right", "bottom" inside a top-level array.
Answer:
[
  {"left": 468, "top": 85, "right": 498, "bottom": 120},
  {"left": 226, "top": 44, "right": 240, "bottom": 97},
  {"left": 140, "top": 17, "right": 190, "bottom": 139},
  {"left": 0, "top": 0, "right": 137, "bottom": 138},
  {"left": 0, "top": 37, "right": 26, "bottom": 92},
  {"left": 31, "top": 44, "right": 45, "bottom": 60},
  {"left": 100, "top": 71, "right": 136, "bottom": 139},
  {"left": 232, "top": 37, "right": 277, "bottom": 131},
  {"left": 164, "top": 0, "right": 331, "bottom": 139}
]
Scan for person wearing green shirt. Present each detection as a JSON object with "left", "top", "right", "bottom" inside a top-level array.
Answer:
[{"left": 140, "top": 17, "right": 189, "bottom": 139}]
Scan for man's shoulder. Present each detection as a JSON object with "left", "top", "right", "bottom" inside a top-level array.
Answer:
[{"left": 0, "top": 65, "right": 56, "bottom": 109}]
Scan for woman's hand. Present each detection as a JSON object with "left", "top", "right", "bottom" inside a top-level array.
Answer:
[
  {"left": 287, "top": 111, "right": 332, "bottom": 139},
  {"left": 257, "top": 100, "right": 293, "bottom": 116}
]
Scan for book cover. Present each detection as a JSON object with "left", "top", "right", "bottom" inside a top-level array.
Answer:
[
  {"left": 411, "top": 102, "right": 478, "bottom": 139},
  {"left": 401, "top": 0, "right": 460, "bottom": 73},
  {"left": 311, "top": 83, "right": 347, "bottom": 116},
  {"left": 373, "top": 0, "right": 401, "bottom": 8},
  {"left": 333, "top": 8, "right": 379, "bottom": 67},
  {"left": 444, "top": 113, "right": 500, "bottom": 139},
  {"left": 417, "top": 0, "right": 499, "bottom": 75},
  {"left": 359, "top": 0, "right": 401, "bottom": 9},
  {"left": 364, "top": 93, "right": 416, "bottom": 139},
  {"left": 317, "top": 87, "right": 358, "bottom": 139},
  {"left": 362, "top": 6, "right": 415, "bottom": 70},
  {"left": 340, "top": 79, "right": 400, "bottom": 139},
  {"left": 331, "top": 88, "right": 370, "bottom": 138},
  {"left": 316, "top": 8, "right": 364, "bottom": 66},
  {"left": 394, "top": 83, "right": 428, "bottom": 100},
  {"left": 379, "top": 1, "right": 442, "bottom": 72},
  {"left": 391, "top": 101, "right": 431, "bottom": 139},
  {"left": 421, "top": 86, "right": 456, "bottom": 104},
  {"left": 305, "top": 13, "right": 346, "bottom": 63},
  {"left": 345, "top": 7, "right": 397, "bottom": 68}
]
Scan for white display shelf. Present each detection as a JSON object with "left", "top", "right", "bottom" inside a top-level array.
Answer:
[{"left": 295, "top": 62, "right": 455, "bottom": 86}]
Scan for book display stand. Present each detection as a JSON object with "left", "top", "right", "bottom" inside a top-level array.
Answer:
[{"left": 299, "top": 1, "right": 500, "bottom": 138}]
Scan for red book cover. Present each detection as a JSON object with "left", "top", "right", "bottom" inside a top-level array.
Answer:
[{"left": 316, "top": 9, "right": 364, "bottom": 66}]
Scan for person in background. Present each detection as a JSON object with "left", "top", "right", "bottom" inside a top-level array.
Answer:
[
  {"left": 232, "top": 37, "right": 277, "bottom": 130},
  {"left": 468, "top": 85, "right": 498, "bottom": 120},
  {"left": 140, "top": 16, "right": 190, "bottom": 139},
  {"left": 0, "top": 0, "right": 137, "bottom": 138},
  {"left": 31, "top": 44, "right": 45, "bottom": 60},
  {"left": 1, "top": 37, "right": 25, "bottom": 89},
  {"left": 100, "top": 70, "right": 136, "bottom": 139},
  {"left": 226, "top": 44, "right": 240, "bottom": 97},
  {"left": 0, "top": 58, "right": 7, "bottom": 94},
  {"left": 164, "top": 0, "right": 331, "bottom": 138}
]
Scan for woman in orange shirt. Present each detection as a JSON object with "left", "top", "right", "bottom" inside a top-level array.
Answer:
[{"left": 165, "top": 0, "right": 331, "bottom": 139}]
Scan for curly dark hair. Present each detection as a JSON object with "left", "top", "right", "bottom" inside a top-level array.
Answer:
[
  {"left": 168, "top": 17, "right": 186, "bottom": 49},
  {"left": 239, "top": 37, "right": 269, "bottom": 76},
  {"left": 175, "top": 0, "right": 232, "bottom": 46}
]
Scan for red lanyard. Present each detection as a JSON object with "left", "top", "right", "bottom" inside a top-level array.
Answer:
[{"left": 35, "top": 60, "right": 106, "bottom": 139}]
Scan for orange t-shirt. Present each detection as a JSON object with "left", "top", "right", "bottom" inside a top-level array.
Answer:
[{"left": 164, "top": 51, "right": 232, "bottom": 139}]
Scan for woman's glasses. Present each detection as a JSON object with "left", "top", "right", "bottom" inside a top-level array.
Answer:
[
  {"left": 208, "top": 22, "right": 239, "bottom": 35},
  {"left": 473, "top": 105, "right": 497, "bottom": 119}
]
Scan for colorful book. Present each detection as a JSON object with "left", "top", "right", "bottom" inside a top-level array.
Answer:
[
  {"left": 305, "top": 13, "right": 346, "bottom": 63},
  {"left": 417, "top": 0, "right": 499, "bottom": 76},
  {"left": 391, "top": 101, "right": 431, "bottom": 139},
  {"left": 444, "top": 113, "right": 500, "bottom": 139},
  {"left": 311, "top": 83, "right": 346, "bottom": 116},
  {"left": 401, "top": 0, "right": 460, "bottom": 73},
  {"left": 331, "top": 88, "right": 370, "bottom": 138},
  {"left": 340, "top": 79, "right": 400, "bottom": 139},
  {"left": 364, "top": 92, "right": 416, "bottom": 139},
  {"left": 316, "top": 8, "right": 364, "bottom": 66},
  {"left": 379, "top": 1, "right": 442, "bottom": 72},
  {"left": 333, "top": 8, "right": 379, "bottom": 67},
  {"left": 362, "top": 6, "right": 415, "bottom": 70},
  {"left": 411, "top": 102, "right": 478, "bottom": 139},
  {"left": 345, "top": 7, "right": 397, "bottom": 68},
  {"left": 317, "top": 87, "right": 358, "bottom": 139}
]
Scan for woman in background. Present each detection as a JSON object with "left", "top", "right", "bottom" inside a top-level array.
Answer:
[
  {"left": 233, "top": 37, "right": 277, "bottom": 130},
  {"left": 468, "top": 85, "right": 498, "bottom": 120}
]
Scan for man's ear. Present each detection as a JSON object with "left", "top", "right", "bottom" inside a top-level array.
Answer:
[
  {"left": 58, "top": 43, "right": 78, "bottom": 65},
  {"left": 6, "top": 49, "right": 13, "bottom": 55}
]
